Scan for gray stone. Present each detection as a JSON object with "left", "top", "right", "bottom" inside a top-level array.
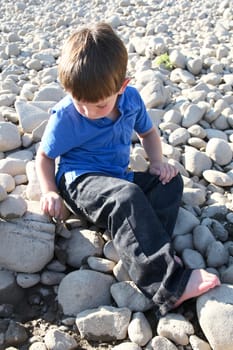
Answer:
[
  {"left": 206, "top": 241, "right": 229, "bottom": 267},
  {"left": 182, "top": 248, "right": 206, "bottom": 269},
  {"left": 66, "top": 228, "right": 105, "bottom": 268},
  {"left": 0, "top": 216, "right": 55, "bottom": 273},
  {"left": 173, "top": 207, "right": 200, "bottom": 237},
  {"left": 193, "top": 225, "right": 216, "bottom": 256},
  {"left": 111, "top": 281, "right": 153, "bottom": 312},
  {"left": 58, "top": 270, "right": 115, "bottom": 316},
  {"left": 0, "top": 271, "right": 24, "bottom": 305}
]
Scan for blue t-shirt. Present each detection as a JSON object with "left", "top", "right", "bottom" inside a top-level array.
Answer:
[{"left": 41, "top": 86, "right": 153, "bottom": 185}]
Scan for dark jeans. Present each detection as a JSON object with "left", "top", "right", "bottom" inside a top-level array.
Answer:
[{"left": 59, "top": 171, "right": 192, "bottom": 315}]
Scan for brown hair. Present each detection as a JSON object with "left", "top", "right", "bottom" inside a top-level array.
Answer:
[{"left": 58, "top": 22, "right": 128, "bottom": 102}]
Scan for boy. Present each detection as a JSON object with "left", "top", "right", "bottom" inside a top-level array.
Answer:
[{"left": 36, "top": 22, "right": 220, "bottom": 315}]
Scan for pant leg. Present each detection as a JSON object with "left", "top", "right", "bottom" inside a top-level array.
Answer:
[
  {"left": 59, "top": 173, "right": 191, "bottom": 315},
  {"left": 134, "top": 172, "right": 183, "bottom": 237}
]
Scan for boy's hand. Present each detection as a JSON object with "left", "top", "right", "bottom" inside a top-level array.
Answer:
[
  {"left": 40, "top": 191, "right": 65, "bottom": 220},
  {"left": 149, "top": 161, "right": 178, "bottom": 184}
]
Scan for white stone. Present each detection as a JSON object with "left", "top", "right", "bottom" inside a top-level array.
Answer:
[
  {"left": 130, "top": 153, "right": 148, "bottom": 172},
  {"left": 182, "top": 187, "right": 206, "bottom": 206},
  {"left": 44, "top": 329, "right": 77, "bottom": 350},
  {"left": 113, "top": 260, "right": 131, "bottom": 282},
  {"left": 223, "top": 73, "right": 233, "bottom": 86},
  {"left": 15, "top": 100, "right": 50, "bottom": 133},
  {"left": 168, "top": 127, "right": 190, "bottom": 146},
  {"left": 203, "top": 170, "right": 233, "bottom": 187},
  {"left": 0, "top": 194, "right": 27, "bottom": 219},
  {"left": 5, "top": 43, "right": 20, "bottom": 56},
  {"left": 29, "top": 342, "right": 47, "bottom": 350},
  {"left": 0, "top": 158, "right": 27, "bottom": 176},
  {"left": 163, "top": 109, "right": 182, "bottom": 125},
  {"left": 26, "top": 160, "right": 41, "bottom": 201},
  {"left": 169, "top": 50, "right": 186, "bottom": 69},
  {"left": 157, "top": 313, "right": 194, "bottom": 346},
  {"left": 189, "top": 335, "right": 211, "bottom": 350},
  {"left": 87, "top": 256, "right": 116, "bottom": 273},
  {"left": 182, "top": 104, "right": 205, "bottom": 128},
  {"left": 186, "top": 57, "right": 202, "bottom": 75},
  {"left": 76, "top": 306, "right": 131, "bottom": 341},
  {"left": 128, "top": 312, "right": 152, "bottom": 346},
  {"left": 140, "top": 81, "right": 169, "bottom": 108},
  {"left": 205, "top": 138, "right": 232, "bottom": 165},
  {"left": 112, "top": 342, "right": 142, "bottom": 350},
  {"left": 0, "top": 173, "right": 15, "bottom": 193},
  {"left": 26, "top": 58, "right": 42, "bottom": 71},
  {"left": 187, "top": 137, "right": 206, "bottom": 150},
  {"left": 0, "top": 121, "right": 21, "bottom": 152},
  {"left": 205, "top": 128, "right": 228, "bottom": 141},
  {"left": 170, "top": 68, "right": 195, "bottom": 84},
  {"left": 33, "top": 84, "right": 66, "bottom": 102},
  {"left": 145, "top": 336, "right": 178, "bottom": 350},
  {"left": 182, "top": 147, "right": 212, "bottom": 176},
  {"left": 188, "top": 124, "right": 207, "bottom": 139},
  {"left": 103, "top": 240, "right": 119, "bottom": 262},
  {"left": 197, "top": 284, "right": 233, "bottom": 350}
]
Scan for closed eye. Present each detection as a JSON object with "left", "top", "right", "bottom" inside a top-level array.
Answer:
[
  {"left": 97, "top": 105, "right": 107, "bottom": 109},
  {"left": 97, "top": 104, "right": 107, "bottom": 109}
]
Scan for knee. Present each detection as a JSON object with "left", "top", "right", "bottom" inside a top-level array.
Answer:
[
  {"left": 160, "top": 173, "right": 183, "bottom": 204},
  {"left": 117, "top": 181, "right": 143, "bottom": 202},
  {"left": 172, "top": 173, "right": 184, "bottom": 194}
]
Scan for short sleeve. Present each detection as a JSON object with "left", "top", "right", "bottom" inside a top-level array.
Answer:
[{"left": 133, "top": 90, "right": 153, "bottom": 135}]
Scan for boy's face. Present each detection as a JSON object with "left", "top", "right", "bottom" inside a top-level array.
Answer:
[
  {"left": 72, "top": 78, "right": 130, "bottom": 120},
  {"left": 72, "top": 93, "right": 119, "bottom": 120}
]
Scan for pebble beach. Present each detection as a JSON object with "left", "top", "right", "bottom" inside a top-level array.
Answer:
[{"left": 1, "top": 0, "right": 233, "bottom": 349}]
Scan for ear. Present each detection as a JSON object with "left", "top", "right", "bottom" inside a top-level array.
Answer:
[{"left": 118, "top": 78, "right": 130, "bottom": 94}]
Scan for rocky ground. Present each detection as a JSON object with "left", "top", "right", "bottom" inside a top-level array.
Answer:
[{"left": 0, "top": 0, "right": 233, "bottom": 349}]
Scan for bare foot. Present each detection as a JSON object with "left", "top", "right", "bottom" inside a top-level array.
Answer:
[{"left": 174, "top": 269, "right": 221, "bottom": 308}]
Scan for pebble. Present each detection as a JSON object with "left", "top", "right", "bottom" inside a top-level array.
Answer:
[{"left": 0, "top": 0, "right": 233, "bottom": 349}]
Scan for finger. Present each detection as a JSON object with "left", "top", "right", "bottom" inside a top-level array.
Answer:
[
  {"left": 46, "top": 198, "right": 57, "bottom": 218},
  {"left": 40, "top": 198, "right": 49, "bottom": 215},
  {"left": 160, "top": 165, "right": 174, "bottom": 184},
  {"left": 150, "top": 166, "right": 161, "bottom": 175},
  {"left": 159, "top": 166, "right": 169, "bottom": 182},
  {"left": 54, "top": 199, "right": 63, "bottom": 220}
]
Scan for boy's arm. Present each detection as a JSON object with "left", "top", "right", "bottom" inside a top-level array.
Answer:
[
  {"left": 138, "top": 126, "right": 178, "bottom": 184},
  {"left": 35, "top": 147, "right": 66, "bottom": 220}
]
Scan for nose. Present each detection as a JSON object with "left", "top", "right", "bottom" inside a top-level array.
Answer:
[{"left": 81, "top": 106, "right": 97, "bottom": 118}]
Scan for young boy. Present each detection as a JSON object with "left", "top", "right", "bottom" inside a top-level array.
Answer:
[{"left": 36, "top": 22, "right": 220, "bottom": 315}]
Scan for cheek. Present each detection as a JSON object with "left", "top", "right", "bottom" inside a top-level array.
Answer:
[{"left": 103, "top": 104, "right": 115, "bottom": 114}]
